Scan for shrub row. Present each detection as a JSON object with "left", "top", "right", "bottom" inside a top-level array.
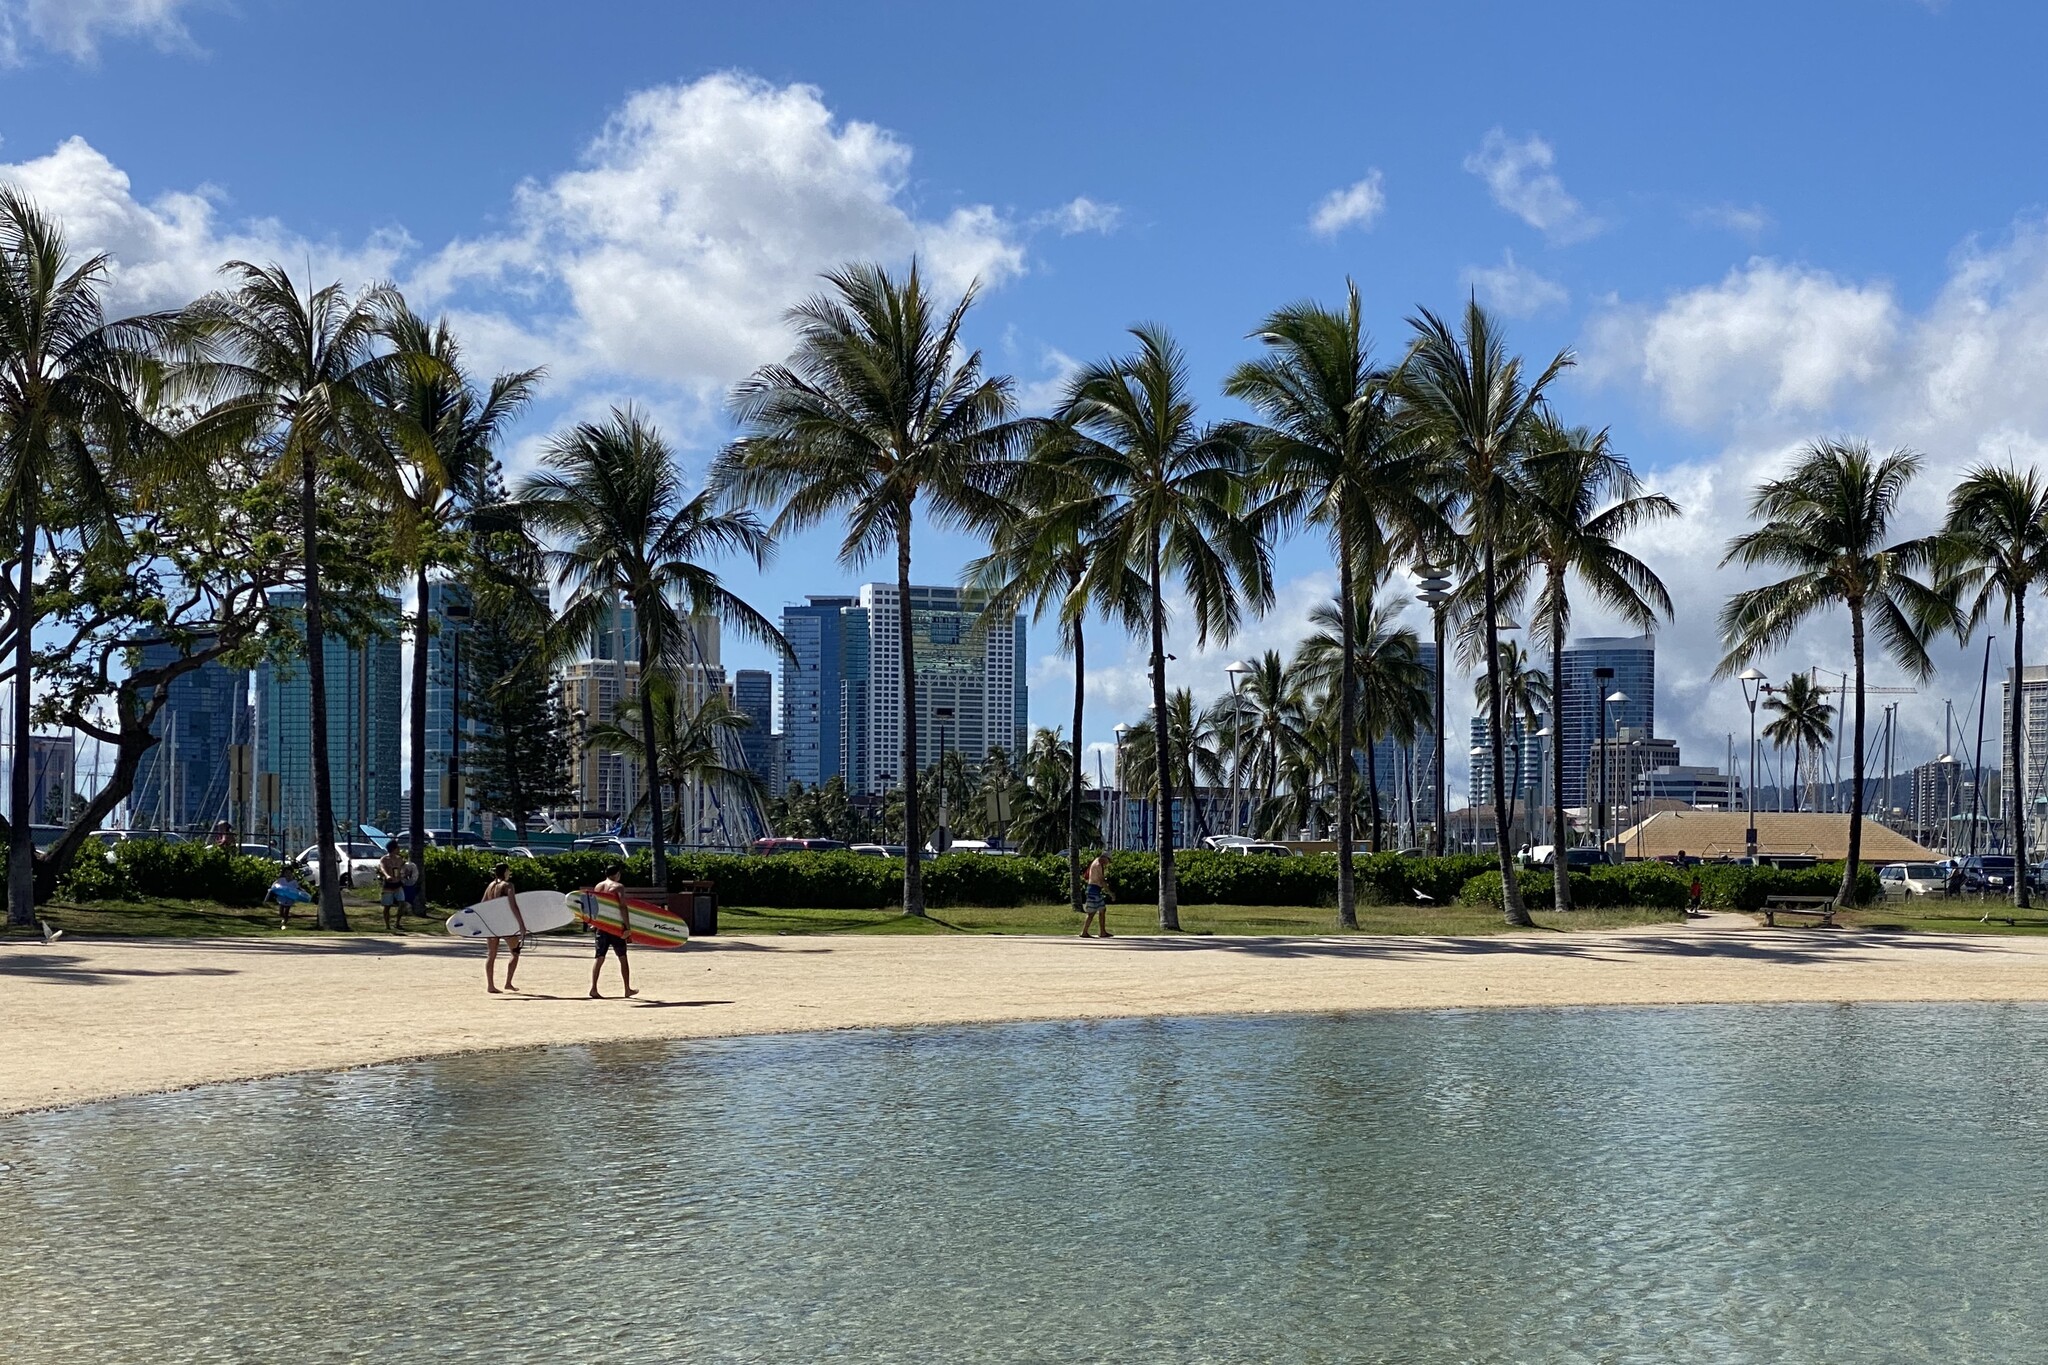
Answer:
[
  {"left": 1456, "top": 860, "right": 1880, "bottom": 911},
  {"left": 56, "top": 840, "right": 280, "bottom": 907}
]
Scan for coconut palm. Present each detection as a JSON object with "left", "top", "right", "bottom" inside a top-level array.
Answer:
[
  {"left": 1207, "top": 650, "right": 1308, "bottom": 818},
  {"left": 1469, "top": 640, "right": 1553, "bottom": 842},
  {"left": 1227, "top": 283, "right": 1436, "bottom": 924},
  {"left": 362, "top": 307, "right": 541, "bottom": 882},
  {"left": 1513, "top": 419, "right": 1677, "bottom": 908},
  {"left": 967, "top": 456, "right": 1145, "bottom": 908},
  {"left": 714, "top": 262, "right": 1029, "bottom": 916},
  {"left": 0, "top": 190, "right": 180, "bottom": 925},
  {"left": 586, "top": 673, "right": 764, "bottom": 842},
  {"left": 1296, "top": 586, "right": 1433, "bottom": 853},
  {"left": 517, "top": 406, "right": 780, "bottom": 888},
  {"left": 1390, "top": 300, "right": 1571, "bottom": 927},
  {"left": 1760, "top": 673, "right": 1835, "bottom": 813},
  {"left": 1939, "top": 463, "right": 2048, "bottom": 909},
  {"left": 1720, "top": 439, "right": 1946, "bottom": 908},
  {"left": 1061, "top": 325, "right": 1272, "bottom": 929},
  {"left": 1010, "top": 728, "right": 1104, "bottom": 857},
  {"left": 1115, "top": 693, "right": 1225, "bottom": 849},
  {"left": 184, "top": 262, "right": 405, "bottom": 929}
]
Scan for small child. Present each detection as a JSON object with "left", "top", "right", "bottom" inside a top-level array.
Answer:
[
  {"left": 269, "top": 868, "right": 314, "bottom": 929},
  {"left": 1688, "top": 870, "right": 1704, "bottom": 917}
]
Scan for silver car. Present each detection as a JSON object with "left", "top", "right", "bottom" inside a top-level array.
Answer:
[
  {"left": 296, "top": 842, "right": 391, "bottom": 889},
  {"left": 1877, "top": 862, "right": 1945, "bottom": 898}
]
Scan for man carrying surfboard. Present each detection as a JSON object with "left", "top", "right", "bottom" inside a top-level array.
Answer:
[
  {"left": 481, "top": 863, "right": 528, "bottom": 995},
  {"left": 590, "top": 863, "right": 637, "bottom": 999}
]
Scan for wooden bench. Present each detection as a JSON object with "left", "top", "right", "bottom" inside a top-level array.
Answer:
[{"left": 1762, "top": 895, "right": 1838, "bottom": 927}]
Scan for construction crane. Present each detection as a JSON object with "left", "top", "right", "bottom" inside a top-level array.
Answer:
[{"left": 1798, "top": 668, "right": 1917, "bottom": 814}]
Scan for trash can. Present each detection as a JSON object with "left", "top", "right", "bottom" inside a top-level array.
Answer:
[{"left": 681, "top": 879, "right": 717, "bottom": 937}]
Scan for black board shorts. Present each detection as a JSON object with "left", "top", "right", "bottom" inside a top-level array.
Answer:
[{"left": 595, "top": 929, "right": 629, "bottom": 961}]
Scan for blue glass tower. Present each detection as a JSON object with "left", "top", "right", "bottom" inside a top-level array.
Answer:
[
  {"left": 780, "top": 596, "right": 855, "bottom": 790},
  {"left": 131, "top": 641, "right": 249, "bottom": 832},
  {"left": 1558, "top": 635, "right": 1655, "bottom": 807}
]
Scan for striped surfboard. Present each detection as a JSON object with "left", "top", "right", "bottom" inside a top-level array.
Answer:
[{"left": 575, "top": 888, "right": 691, "bottom": 949}]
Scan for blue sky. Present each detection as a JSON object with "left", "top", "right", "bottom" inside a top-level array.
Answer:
[{"left": 7, "top": 0, "right": 2047, "bottom": 797}]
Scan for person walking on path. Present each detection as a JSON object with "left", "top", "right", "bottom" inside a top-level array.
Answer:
[
  {"left": 481, "top": 862, "right": 527, "bottom": 995},
  {"left": 377, "top": 841, "right": 408, "bottom": 933},
  {"left": 1081, "top": 852, "right": 1112, "bottom": 938},
  {"left": 590, "top": 863, "right": 637, "bottom": 999}
]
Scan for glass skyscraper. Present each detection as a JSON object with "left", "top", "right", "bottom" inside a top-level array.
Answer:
[
  {"left": 780, "top": 595, "right": 855, "bottom": 790},
  {"left": 1558, "top": 634, "right": 1656, "bottom": 807},
  {"left": 253, "top": 590, "right": 403, "bottom": 851},
  {"left": 421, "top": 581, "right": 485, "bottom": 832},
  {"left": 131, "top": 641, "right": 250, "bottom": 833}
]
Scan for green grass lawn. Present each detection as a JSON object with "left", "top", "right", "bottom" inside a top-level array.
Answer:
[
  {"left": 5, "top": 896, "right": 1683, "bottom": 940},
  {"left": 1832, "top": 896, "right": 2048, "bottom": 936}
]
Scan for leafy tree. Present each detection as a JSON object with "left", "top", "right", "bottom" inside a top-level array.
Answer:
[
  {"left": 1228, "top": 282, "right": 1433, "bottom": 924},
  {"left": 1468, "top": 639, "right": 1551, "bottom": 844},
  {"left": 1010, "top": 728, "right": 1102, "bottom": 856},
  {"left": 1297, "top": 571, "right": 1433, "bottom": 852},
  {"left": 0, "top": 189, "right": 179, "bottom": 926},
  {"left": 1061, "top": 326, "right": 1271, "bottom": 928},
  {"left": 586, "top": 672, "right": 762, "bottom": 844},
  {"left": 1938, "top": 462, "right": 2048, "bottom": 908},
  {"left": 461, "top": 572, "right": 576, "bottom": 839},
  {"left": 184, "top": 263, "right": 404, "bottom": 929},
  {"left": 716, "top": 262, "right": 1029, "bottom": 916},
  {"left": 1761, "top": 673, "right": 1834, "bottom": 813},
  {"left": 1205, "top": 650, "right": 1308, "bottom": 820},
  {"left": 517, "top": 406, "right": 779, "bottom": 887},
  {"left": 1512, "top": 418, "right": 1676, "bottom": 908},
  {"left": 1720, "top": 439, "right": 1947, "bottom": 908},
  {"left": 1391, "top": 300, "right": 1571, "bottom": 927}
]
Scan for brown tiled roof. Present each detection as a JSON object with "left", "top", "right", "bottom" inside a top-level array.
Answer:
[{"left": 1608, "top": 810, "right": 1938, "bottom": 862}]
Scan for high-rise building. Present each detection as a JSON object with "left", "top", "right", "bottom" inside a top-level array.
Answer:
[
  {"left": 733, "top": 669, "right": 775, "bottom": 789},
  {"left": 781, "top": 595, "right": 856, "bottom": 790},
  {"left": 2001, "top": 664, "right": 2048, "bottom": 847},
  {"left": 1558, "top": 635, "right": 1656, "bottom": 807},
  {"left": 1585, "top": 730, "right": 1680, "bottom": 829},
  {"left": 561, "top": 659, "right": 641, "bottom": 828},
  {"left": 1633, "top": 764, "right": 1740, "bottom": 808},
  {"left": 1469, "top": 713, "right": 1546, "bottom": 810},
  {"left": 29, "top": 734, "right": 75, "bottom": 825},
  {"left": 253, "top": 591, "right": 403, "bottom": 851},
  {"left": 131, "top": 641, "right": 250, "bottom": 832},
  {"left": 420, "top": 581, "right": 486, "bottom": 833}
]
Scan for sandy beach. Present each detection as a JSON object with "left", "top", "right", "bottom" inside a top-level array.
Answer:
[{"left": 8, "top": 914, "right": 2048, "bottom": 1115}]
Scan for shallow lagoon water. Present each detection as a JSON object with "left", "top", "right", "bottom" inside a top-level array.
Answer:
[{"left": 4, "top": 1003, "right": 2047, "bottom": 1363}]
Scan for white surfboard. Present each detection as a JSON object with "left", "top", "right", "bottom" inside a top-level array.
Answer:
[{"left": 445, "top": 889, "right": 574, "bottom": 939}]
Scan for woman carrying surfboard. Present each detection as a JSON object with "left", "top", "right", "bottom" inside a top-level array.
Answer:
[
  {"left": 589, "top": 864, "right": 638, "bottom": 999},
  {"left": 481, "top": 864, "right": 527, "bottom": 995}
]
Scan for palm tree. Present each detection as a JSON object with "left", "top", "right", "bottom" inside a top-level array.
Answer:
[
  {"left": 967, "top": 456, "right": 1145, "bottom": 909},
  {"left": 1940, "top": 463, "right": 2048, "bottom": 909},
  {"left": 1228, "top": 283, "right": 1433, "bottom": 924},
  {"left": 517, "top": 407, "right": 780, "bottom": 888},
  {"left": 1761, "top": 673, "right": 1835, "bottom": 812},
  {"left": 364, "top": 307, "right": 541, "bottom": 883},
  {"left": 1515, "top": 419, "right": 1677, "bottom": 908},
  {"left": 1061, "top": 325, "right": 1272, "bottom": 929},
  {"left": 587, "top": 673, "right": 764, "bottom": 841},
  {"left": 1115, "top": 694, "right": 1225, "bottom": 849},
  {"left": 1720, "top": 439, "right": 1946, "bottom": 908},
  {"left": 185, "top": 263, "right": 403, "bottom": 930},
  {"left": 1011, "top": 728, "right": 1104, "bottom": 856},
  {"left": 0, "top": 190, "right": 176, "bottom": 926},
  {"left": 1391, "top": 300, "right": 1571, "bottom": 927},
  {"left": 714, "top": 262, "right": 1029, "bottom": 916},
  {"left": 1469, "top": 640, "right": 1553, "bottom": 845},
  {"left": 1210, "top": 650, "right": 1308, "bottom": 819},
  {"left": 1296, "top": 585, "right": 1433, "bottom": 853}
]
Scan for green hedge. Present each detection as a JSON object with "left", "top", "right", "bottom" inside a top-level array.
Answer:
[
  {"left": 56, "top": 839, "right": 279, "bottom": 907},
  {"left": 1457, "top": 860, "right": 1877, "bottom": 912}
]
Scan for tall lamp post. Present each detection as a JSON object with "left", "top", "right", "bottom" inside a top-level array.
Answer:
[
  {"left": 1601, "top": 689, "right": 1628, "bottom": 862},
  {"left": 571, "top": 706, "right": 588, "bottom": 834},
  {"left": 444, "top": 596, "right": 471, "bottom": 840},
  {"left": 1534, "top": 723, "right": 1555, "bottom": 858},
  {"left": 933, "top": 705, "right": 954, "bottom": 854},
  {"left": 1739, "top": 668, "right": 1767, "bottom": 860},
  {"left": 1415, "top": 565, "right": 1453, "bottom": 854},
  {"left": 1468, "top": 743, "right": 1487, "bottom": 853},
  {"left": 1226, "top": 659, "right": 1252, "bottom": 839},
  {"left": 1112, "top": 723, "right": 1130, "bottom": 850}
]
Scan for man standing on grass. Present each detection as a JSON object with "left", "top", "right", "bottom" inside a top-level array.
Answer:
[
  {"left": 590, "top": 863, "right": 637, "bottom": 999},
  {"left": 1081, "top": 852, "right": 1112, "bottom": 938}
]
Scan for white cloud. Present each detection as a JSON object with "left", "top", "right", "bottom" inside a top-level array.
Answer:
[
  {"left": 1691, "top": 202, "right": 1772, "bottom": 238},
  {"left": 1463, "top": 130, "right": 1601, "bottom": 244},
  {"left": 1461, "top": 250, "right": 1568, "bottom": 317},
  {"left": 1040, "top": 196, "right": 1121, "bottom": 236},
  {"left": 0, "top": 135, "right": 410, "bottom": 310},
  {"left": 1308, "top": 171, "right": 1386, "bottom": 238},
  {"left": 0, "top": 0, "right": 197, "bottom": 64},
  {"left": 1016, "top": 347, "right": 1081, "bottom": 413},
  {"left": 421, "top": 72, "right": 1027, "bottom": 398}
]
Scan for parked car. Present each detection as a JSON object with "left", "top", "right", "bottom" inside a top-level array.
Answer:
[
  {"left": 296, "top": 842, "right": 389, "bottom": 888},
  {"left": 1218, "top": 841, "right": 1295, "bottom": 857},
  {"left": 1529, "top": 845, "right": 1609, "bottom": 870},
  {"left": 238, "top": 842, "right": 282, "bottom": 860},
  {"left": 572, "top": 835, "right": 656, "bottom": 858},
  {"left": 390, "top": 828, "right": 491, "bottom": 850},
  {"left": 850, "top": 843, "right": 898, "bottom": 858},
  {"left": 751, "top": 837, "right": 849, "bottom": 854},
  {"left": 1877, "top": 862, "right": 1946, "bottom": 898},
  {"left": 1962, "top": 855, "right": 2018, "bottom": 894}
]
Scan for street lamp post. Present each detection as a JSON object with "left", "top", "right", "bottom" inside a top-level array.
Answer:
[
  {"left": 933, "top": 705, "right": 954, "bottom": 854},
  {"left": 1112, "top": 723, "right": 1130, "bottom": 850},
  {"left": 444, "top": 596, "right": 472, "bottom": 839},
  {"left": 1534, "top": 723, "right": 1555, "bottom": 860},
  {"left": 1468, "top": 744, "right": 1487, "bottom": 853},
  {"left": 571, "top": 706, "right": 588, "bottom": 834},
  {"left": 1226, "top": 660, "right": 1253, "bottom": 839},
  {"left": 1740, "top": 668, "right": 1767, "bottom": 860},
  {"left": 1414, "top": 565, "right": 1453, "bottom": 855},
  {"left": 1602, "top": 689, "right": 1628, "bottom": 862}
]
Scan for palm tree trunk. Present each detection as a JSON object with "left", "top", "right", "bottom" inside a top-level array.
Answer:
[
  {"left": 1335, "top": 529, "right": 1359, "bottom": 928},
  {"left": 1150, "top": 531, "right": 1179, "bottom": 930},
  {"left": 1483, "top": 543, "right": 1531, "bottom": 926},
  {"left": 638, "top": 616, "right": 669, "bottom": 889},
  {"left": 1068, "top": 619, "right": 1084, "bottom": 914},
  {"left": 2014, "top": 595, "right": 2030, "bottom": 910},
  {"left": 1365, "top": 719, "right": 1384, "bottom": 856},
  {"left": 7, "top": 487, "right": 36, "bottom": 927},
  {"left": 1549, "top": 616, "right": 1571, "bottom": 912},
  {"left": 896, "top": 503, "right": 925, "bottom": 917},
  {"left": 301, "top": 445, "right": 348, "bottom": 931},
  {"left": 409, "top": 564, "right": 429, "bottom": 887},
  {"left": 1839, "top": 600, "right": 1868, "bottom": 909}
]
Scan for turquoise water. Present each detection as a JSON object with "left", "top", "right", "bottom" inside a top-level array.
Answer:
[{"left": 4, "top": 1004, "right": 2047, "bottom": 1362}]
